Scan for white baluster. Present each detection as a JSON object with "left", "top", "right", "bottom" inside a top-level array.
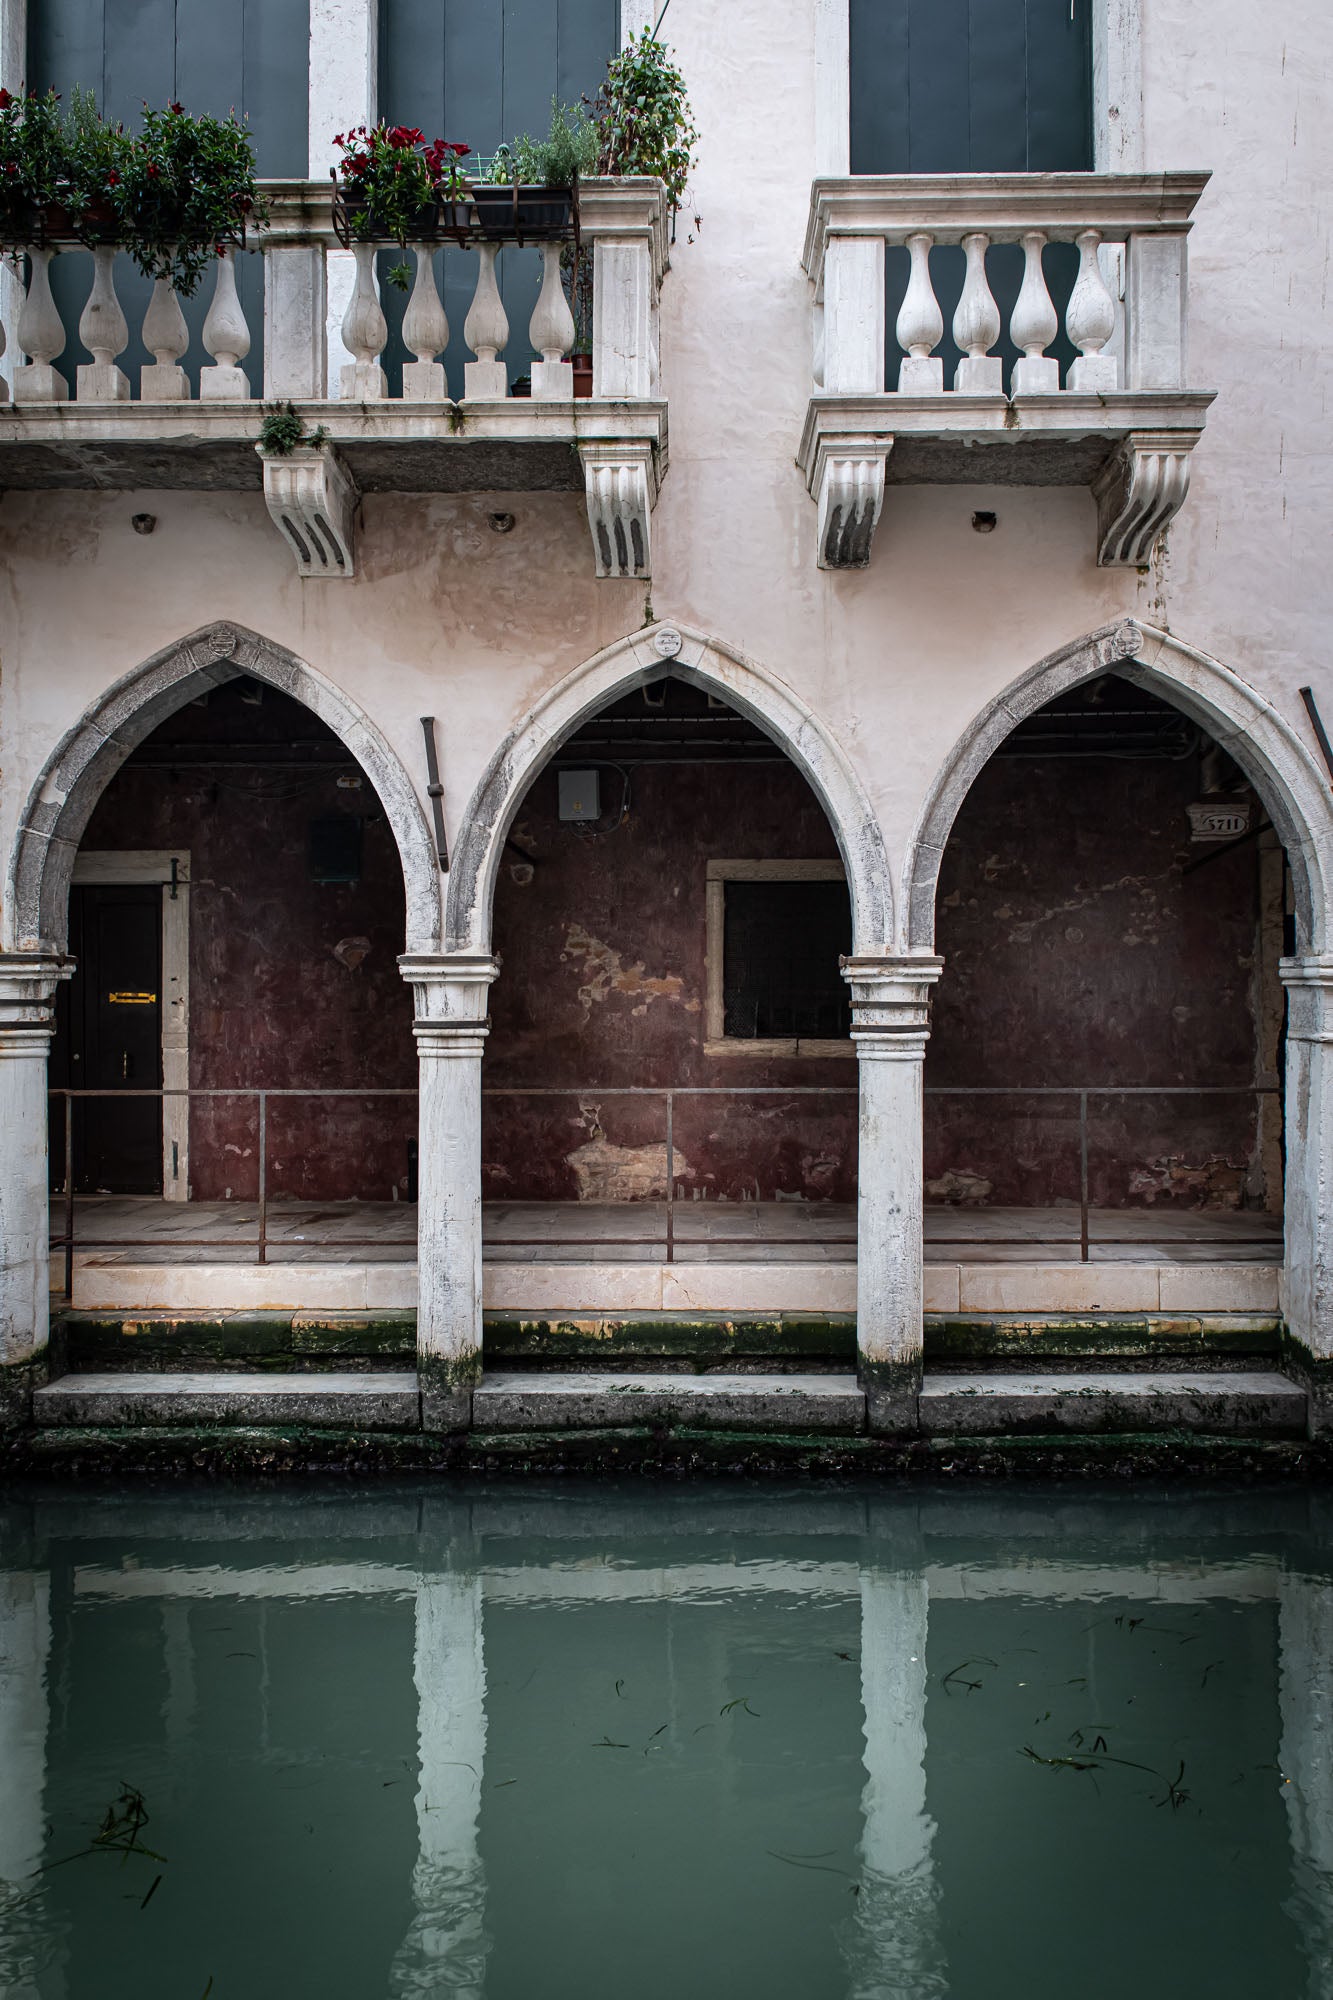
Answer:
[
  {"left": 77, "top": 245, "right": 130, "bottom": 401},
  {"left": 12, "top": 248, "right": 67, "bottom": 402},
  {"left": 0, "top": 303, "right": 7, "bottom": 401},
  {"left": 1067, "top": 228, "right": 1119, "bottom": 392},
  {"left": 1010, "top": 230, "right": 1059, "bottom": 395},
  {"left": 401, "top": 243, "right": 448, "bottom": 400},
  {"left": 463, "top": 242, "right": 509, "bottom": 399},
  {"left": 141, "top": 266, "right": 190, "bottom": 401},
  {"left": 952, "top": 232, "right": 1002, "bottom": 394},
  {"left": 339, "top": 239, "right": 387, "bottom": 401},
  {"left": 200, "top": 248, "right": 252, "bottom": 400},
  {"left": 530, "top": 242, "right": 575, "bottom": 399},
  {"left": 895, "top": 232, "right": 943, "bottom": 393}
]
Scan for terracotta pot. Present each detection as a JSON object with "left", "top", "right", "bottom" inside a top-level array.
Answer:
[{"left": 571, "top": 352, "right": 593, "bottom": 399}]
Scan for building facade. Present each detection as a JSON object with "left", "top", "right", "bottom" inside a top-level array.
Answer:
[{"left": 2, "top": 0, "right": 1331, "bottom": 1440}]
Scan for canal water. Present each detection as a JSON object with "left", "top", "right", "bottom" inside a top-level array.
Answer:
[{"left": 0, "top": 1481, "right": 1329, "bottom": 1999}]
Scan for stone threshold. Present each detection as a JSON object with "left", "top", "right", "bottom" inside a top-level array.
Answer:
[
  {"left": 64, "top": 1258, "right": 1281, "bottom": 1315},
  {"left": 33, "top": 1367, "right": 1306, "bottom": 1438}
]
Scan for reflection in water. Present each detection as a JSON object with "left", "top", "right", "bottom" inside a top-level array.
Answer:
[{"left": 0, "top": 1484, "right": 1330, "bottom": 1999}]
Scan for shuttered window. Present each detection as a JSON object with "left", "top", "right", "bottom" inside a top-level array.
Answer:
[
  {"left": 850, "top": 0, "right": 1092, "bottom": 174},
  {"left": 378, "top": 0, "right": 620, "bottom": 394},
  {"left": 849, "top": 0, "right": 1094, "bottom": 391},
  {"left": 28, "top": 0, "right": 309, "bottom": 393}
]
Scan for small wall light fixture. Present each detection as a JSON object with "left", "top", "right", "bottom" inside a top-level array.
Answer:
[
  {"left": 489, "top": 511, "right": 515, "bottom": 534},
  {"left": 971, "top": 511, "right": 997, "bottom": 534},
  {"left": 131, "top": 513, "right": 157, "bottom": 535}
]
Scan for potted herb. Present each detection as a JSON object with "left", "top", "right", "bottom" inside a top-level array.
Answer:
[
  {"left": 332, "top": 124, "right": 470, "bottom": 287},
  {"left": 470, "top": 99, "right": 595, "bottom": 237}
]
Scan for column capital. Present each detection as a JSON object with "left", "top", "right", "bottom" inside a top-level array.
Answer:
[
  {"left": 841, "top": 954, "right": 943, "bottom": 1058},
  {"left": 1280, "top": 954, "right": 1333, "bottom": 991},
  {"left": 0, "top": 952, "right": 72, "bottom": 1045},
  {"left": 399, "top": 953, "right": 499, "bottom": 1019}
]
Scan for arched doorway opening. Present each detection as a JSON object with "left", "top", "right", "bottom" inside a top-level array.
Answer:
[
  {"left": 904, "top": 621, "right": 1333, "bottom": 1359},
  {"left": 925, "top": 669, "right": 1285, "bottom": 1269},
  {"left": 9, "top": 623, "right": 438, "bottom": 1314},
  {"left": 481, "top": 673, "right": 861, "bottom": 1308}
]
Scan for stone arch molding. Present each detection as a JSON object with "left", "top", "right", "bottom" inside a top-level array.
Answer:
[
  {"left": 444, "top": 623, "right": 895, "bottom": 954},
  {"left": 7, "top": 621, "right": 443, "bottom": 955},
  {"left": 903, "top": 619, "right": 1333, "bottom": 954}
]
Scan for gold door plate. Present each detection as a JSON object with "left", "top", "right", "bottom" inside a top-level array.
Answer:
[{"left": 107, "top": 991, "right": 157, "bottom": 1005}]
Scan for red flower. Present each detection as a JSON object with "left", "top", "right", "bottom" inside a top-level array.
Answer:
[
  {"left": 0, "top": 89, "right": 12, "bottom": 110},
  {"left": 168, "top": 100, "right": 183, "bottom": 114},
  {"left": 443, "top": 141, "right": 469, "bottom": 155},
  {"left": 146, "top": 162, "right": 159, "bottom": 177},
  {"left": 4, "top": 162, "right": 14, "bottom": 176},
  {"left": 107, "top": 170, "right": 119, "bottom": 185}
]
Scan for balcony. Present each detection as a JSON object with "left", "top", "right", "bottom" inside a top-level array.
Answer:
[
  {"left": 0, "top": 177, "right": 668, "bottom": 579},
  {"left": 798, "top": 174, "right": 1214, "bottom": 569}
]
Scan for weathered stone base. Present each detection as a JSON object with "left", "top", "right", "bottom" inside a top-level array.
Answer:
[
  {"left": 1279, "top": 1330, "right": 1333, "bottom": 1438},
  {"left": 859, "top": 1358, "right": 922, "bottom": 1435}
]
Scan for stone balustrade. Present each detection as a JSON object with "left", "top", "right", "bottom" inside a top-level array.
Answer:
[
  {"left": 0, "top": 177, "right": 668, "bottom": 580},
  {"left": 798, "top": 173, "right": 1215, "bottom": 570}
]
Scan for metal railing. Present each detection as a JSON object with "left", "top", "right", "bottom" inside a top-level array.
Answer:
[
  {"left": 48, "top": 1086, "right": 418, "bottom": 1300},
  {"left": 47, "top": 1077, "right": 1282, "bottom": 1299}
]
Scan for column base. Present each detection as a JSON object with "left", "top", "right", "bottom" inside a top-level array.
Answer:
[
  {"left": 422, "top": 1386, "right": 474, "bottom": 1433},
  {"left": 859, "top": 1360, "right": 922, "bottom": 1435},
  {"left": 419, "top": 1355, "right": 480, "bottom": 1434},
  {"left": 1280, "top": 1330, "right": 1333, "bottom": 1439}
]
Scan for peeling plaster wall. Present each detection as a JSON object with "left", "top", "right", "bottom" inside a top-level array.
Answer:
[
  {"left": 0, "top": 5, "right": 1331, "bottom": 1001},
  {"left": 72, "top": 683, "right": 416, "bottom": 1201},
  {"left": 484, "top": 760, "right": 857, "bottom": 1202},
  {"left": 926, "top": 749, "right": 1277, "bottom": 1210}
]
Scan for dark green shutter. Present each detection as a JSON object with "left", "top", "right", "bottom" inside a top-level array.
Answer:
[
  {"left": 379, "top": 0, "right": 619, "bottom": 395},
  {"left": 849, "top": 0, "right": 1092, "bottom": 390},
  {"left": 28, "top": 0, "right": 310, "bottom": 394}
]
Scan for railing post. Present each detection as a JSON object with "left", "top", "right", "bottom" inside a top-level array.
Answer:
[
  {"left": 591, "top": 230, "right": 655, "bottom": 399},
  {"left": 256, "top": 1090, "right": 267, "bottom": 1266},
  {"left": 263, "top": 242, "right": 328, "bottom": 399},
  {"left": 0, "top": 955, "right": 72, "bottom": 1427},
  {"left": 823, "top": 235, "right": 885, "bottom": 394},
  {"left": 399, "top": 953, "right": 499, "bottom": 1432},
  {"left": 1125, "top": 228, "right": 1190, "bottom": 391},
  {"left": 842, "top": 954, "right": 944, "bottom": 1433}
]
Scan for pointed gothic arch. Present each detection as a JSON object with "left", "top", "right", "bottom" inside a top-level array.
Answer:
[
  {"left": 7, "top": 621, "right": 442, "bottom": 955},
  {"left": 902, "top": 619, "right": 1333, "bottom": 954},
  {"left": 443, "top": 623, "right": 895, "bottom": 954}
]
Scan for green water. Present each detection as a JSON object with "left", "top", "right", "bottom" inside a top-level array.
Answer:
[{"left": 1, "top": 1481, "right": 1330, "bottom": 1999}]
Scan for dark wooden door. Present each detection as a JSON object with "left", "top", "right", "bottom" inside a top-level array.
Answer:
[{"left": 50, "top": 886, "right": 163, "bottom": 1195}]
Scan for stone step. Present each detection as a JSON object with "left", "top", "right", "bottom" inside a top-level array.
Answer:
[
  {"left": 34, "top": 1371, "right": 419, "bottom": 1431},
  {"left": 471, "top": 1371, "right": 866, "bottom": 1434},
  {"left": 919, "top": 1370, "right": 1306, "bottom": 1436}
]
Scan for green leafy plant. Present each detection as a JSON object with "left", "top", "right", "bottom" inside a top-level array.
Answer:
[
  {"left": 494, "top": 99, "right": 599, "bottom": 188},
  {"left": 334, "top": 124, "right": 470, "bottom": 284},
  {"left": 114, "top": 99, "right": 264, "bottom": 294},
  {"left": 0, "top": 87, "right": 73, "bottom": 249},
  {"left": 258, "top": 402, "right": 329, "bottom": 456},
  {"left": 593, "top": 32, "right": 697, "bottom": 213},
  {"left": 63, "top": 86, "right": 132, "bottom": 243}
]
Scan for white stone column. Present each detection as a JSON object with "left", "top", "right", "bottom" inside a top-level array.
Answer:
[
  {"left": 845, "top": 1564, "right": 945, "bottom": 1997},
  {"left": 389, "top": 1571, "right": 490, "bottom": 1996},
  {"left": 0, "top": 1562, "right": 49, "bottom": 2000},
  {"left": 823, "top": 236, "right": 886, "bottom": 395},
  {"left": 309, "top": 0, "right": 379, "bottom": 394},
  {"left": 591, "top": 232, "right": 656, "bottom": 400},
  {"left": 399, "top": 955, "right": 498, "bottom": 1430},
  {"left": 1279, "top": 1569, "right": 1333, "bottom": 1987},
  {"left": 843, "top": 956, "right": 944, "bottom": 1433},
  {"left": 814, "top": 0, "right": 851, "bottom": 177},
  {"left": 0, "top": 957, "right": 70, "bottom": 1426},
  {"left": 1279, "top": 956, "right": 1333, "bottom": 1435}
]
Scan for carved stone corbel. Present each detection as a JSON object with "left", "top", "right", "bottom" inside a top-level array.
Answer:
[
  {"left": 1093, "top": 432, "right": 1196, "bottom": 568},
  {"left": 579, "top": 440, "right": 657, "bottom": 580},
  {"left": 808, "top": 434, "right": 893, "bottom": 570},
  {"left": 259, "top": 442, "right": 358, "bottom": 578}
]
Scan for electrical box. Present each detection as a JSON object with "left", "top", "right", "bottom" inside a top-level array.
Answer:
[{"left": 558, "top": 770, "right": 601, "bottom": 822}]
